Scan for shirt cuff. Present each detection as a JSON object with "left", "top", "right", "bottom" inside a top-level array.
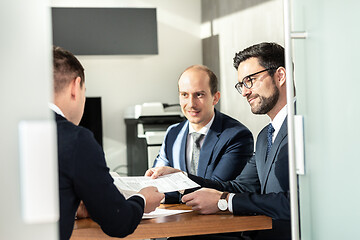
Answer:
[
  {"left": 228, "top": 193, "right": 235, "bottom": 213},
  {"left": 131, "top": 193, "right": 146, "bottom": 207}
]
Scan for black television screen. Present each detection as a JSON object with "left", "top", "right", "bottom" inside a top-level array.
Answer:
[
  {"left": 79, "top": 97, "right": 103, "bottom": 148},
  {"left": 52, "top": 7, "right": 158, "bottom": 55}
]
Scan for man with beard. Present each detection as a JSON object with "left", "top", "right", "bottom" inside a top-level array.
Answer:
[{"left": 146, "top": 42, "right": 291, "bottom": 240}]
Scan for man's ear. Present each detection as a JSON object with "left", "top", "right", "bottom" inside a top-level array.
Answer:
[
  {"left": 213, "top": 91, "right": 220, "bottom": 105},
  {"left": 276, "top": 67, "right": 286, "bottom": 87},
  {"left": 70, "top": 77, "right": 82, "bottom": 100}
]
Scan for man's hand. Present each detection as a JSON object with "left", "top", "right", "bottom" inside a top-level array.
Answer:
[
  {"left": 138, "top": 186, "right": 165, "bottom": 213},
  {"left": 181, "top": 188, "right": 222, "bottom": 214},
  {"left": 145, "top": 166, "right": 182, "bottom": 179}
]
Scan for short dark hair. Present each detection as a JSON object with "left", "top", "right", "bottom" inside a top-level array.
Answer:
[
  {"left": 233, "top": 42, "right": 285, "bottom": 76},
  {"left": 181, "top": 65, "right": 218, "bottom": 95},
  {"left": 53, "top": 46, "right": 85, "bottom": 93}
]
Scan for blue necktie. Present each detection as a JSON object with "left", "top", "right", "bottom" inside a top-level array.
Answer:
[{"left": 266, "top": 123, "right": 275, "bottom": 159}]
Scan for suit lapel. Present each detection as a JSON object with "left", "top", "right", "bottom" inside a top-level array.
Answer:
[
  {"left": 179, "top": 122, "right": 189, "bottom": 172},
  {"left": 197, "top": 110, "right": 221, "bottom": 177},
  {"left": 256, "top": 130, "right": 268, "bottom": 186},
  {"left": 260, "top": 118, "right": 288, "bottom": 193}
]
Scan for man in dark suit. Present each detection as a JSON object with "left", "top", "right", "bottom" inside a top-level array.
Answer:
[
  {"left": 51, "top": 46, "right": 164, "bottom": 240},
  {"left": 146, "top": 42, "right": 291, "bottom": 239},
  {"left": 153, "top": 65, "right": 254, "bottom": 202}
]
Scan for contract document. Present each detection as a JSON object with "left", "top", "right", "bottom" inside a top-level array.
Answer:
[{"left": 110, "top": 172, "right": 200, "bottom": 198}]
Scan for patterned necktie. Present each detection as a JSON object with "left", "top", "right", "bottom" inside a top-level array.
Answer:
[
  {"left": 266, "top": 123, "right": 275, "bottom": 159},
  {"left": 189, "top": 132, "right": 204, "bottom": 175}
]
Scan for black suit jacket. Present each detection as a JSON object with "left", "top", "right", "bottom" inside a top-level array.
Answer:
[
  {"left": 189, "top": 118, "right": 291, "bottom": 239},
  {"left": 56, "top": 113, "right": 144, "bottom": 240}
]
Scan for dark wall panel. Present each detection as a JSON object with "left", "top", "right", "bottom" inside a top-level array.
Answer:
[
  {"left": 52, "top": 8, "right": 158, "bottom": 55},
  {"left": 202, "top": 35, "right": 220, "bottom": 111}
]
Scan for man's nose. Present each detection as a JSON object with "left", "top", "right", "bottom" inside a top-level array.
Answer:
[
  {"left": 241, "top": 86, "right": 251, "bottom": 97},
  {"left": 188, "top": 95, "right": 197, "bottom": 107}
]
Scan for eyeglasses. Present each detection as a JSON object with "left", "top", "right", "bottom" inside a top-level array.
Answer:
[{"left": 235, "top": 68, "right": 276, "bottom": 94}]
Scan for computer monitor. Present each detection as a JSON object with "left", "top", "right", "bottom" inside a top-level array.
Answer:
[{"left": 79, "top": 97, "right": 103, "bottom": 148}]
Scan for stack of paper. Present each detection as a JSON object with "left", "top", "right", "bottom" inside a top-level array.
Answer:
[{"left": 110, "top": 172, "right": 200, "bottom": 199}]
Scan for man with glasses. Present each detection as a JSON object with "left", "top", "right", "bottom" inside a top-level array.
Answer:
[{"left": 146, "top": 42, "right": 291, "bottom": 240}]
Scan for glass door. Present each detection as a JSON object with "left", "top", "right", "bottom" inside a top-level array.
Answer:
[
  {"left": 0, "top": 0, "right": 59, "bottom": 239},
  {"left": 290, "top": 0, "right": 360, "bottom": 239}
]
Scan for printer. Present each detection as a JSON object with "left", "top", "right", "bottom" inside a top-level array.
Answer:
[{"left": 124, "top": 102, "right": 185, "bottom": 176}]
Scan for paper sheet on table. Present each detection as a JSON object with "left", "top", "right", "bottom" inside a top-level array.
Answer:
[
  {"left": 142, "top": 208, "right": 192, "bottom": 219},
  {"left": 111, "top": 172, "right": 200, "bottom": 198}
]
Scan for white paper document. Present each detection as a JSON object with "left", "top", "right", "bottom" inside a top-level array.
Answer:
[
  {"left": 111, "top": 172, "right": 200, "bottom": 197},
  {"left": 142, "top": 208, "right": 192, "bottom": 219}
]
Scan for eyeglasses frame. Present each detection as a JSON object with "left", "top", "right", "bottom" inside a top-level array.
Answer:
[{"left": 235, "top": 68, "right": 277, "bottom": 94}]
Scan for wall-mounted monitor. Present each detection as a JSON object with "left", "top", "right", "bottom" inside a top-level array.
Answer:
[{"left": 52, "top": 7, "right": 158, "bottom": 55}]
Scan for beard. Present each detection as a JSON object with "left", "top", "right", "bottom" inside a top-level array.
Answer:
[{"left": 250, "top": 82, "right": 280, "bottom": 115}]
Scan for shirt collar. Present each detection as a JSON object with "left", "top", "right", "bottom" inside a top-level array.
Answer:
[
  {"left": 270, "top": 97, "right": 296, "bottom": 132},
  {"left": 270, "top": 104, "right": 288, "bottom": 134},
  {"left": 48, "top": 102, "right": 65, "bottom": 118},
  {"left": 188, "top": 113, "right": 215, "bottom": 135}
]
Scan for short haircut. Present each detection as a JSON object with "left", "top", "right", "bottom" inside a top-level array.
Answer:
[
  {"left": 181, "top": 65, "right": 218, "bottom": 95},
  {"left": 53, "top": 46, "right": 85, "bottom": 93},
  {"left": 233, "top": 42, "right": 285, "bottom": 76}
]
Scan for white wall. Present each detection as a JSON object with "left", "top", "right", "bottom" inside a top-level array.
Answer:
[
  {"left": 51, "top": 0, "right": 283, "bottom": 171},
  {"left": 202, "top": 0, "right": 284, "bottom": 141},
  {"left": 51, "top": 0, "right": 202, "bottom": 173}
]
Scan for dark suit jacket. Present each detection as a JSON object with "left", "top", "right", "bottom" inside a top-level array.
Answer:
[
  {"left": 189, "top": 118, "right": 290, "bottom": 240},
  {"left": 153, "top": 109, "right": 254, "bottom": 181},
  {"left": 56, "top": 113, "right": 144, "bottom": 240}
]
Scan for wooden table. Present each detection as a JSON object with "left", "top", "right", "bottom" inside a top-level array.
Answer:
[{"left": 71, "top": 204, "right": 272, "bottom": 239}]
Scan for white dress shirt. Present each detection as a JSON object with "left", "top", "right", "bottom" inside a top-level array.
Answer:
[{"left": 48, "top": 102, "right": 65, "bottom": 117}]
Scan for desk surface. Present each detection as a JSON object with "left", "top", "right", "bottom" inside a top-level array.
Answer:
[{"left": 71, "top": 204, "right": 272, "bottom": 240}]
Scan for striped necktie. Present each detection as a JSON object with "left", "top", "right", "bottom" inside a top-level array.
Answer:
[{"left": 189, "top": 132, "right": 204, "bottom": 175}]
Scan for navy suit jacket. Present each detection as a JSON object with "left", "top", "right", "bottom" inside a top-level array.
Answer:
[
  {"left": 153, "top": 109, "right": 254, "bottom": 182},
  {"left": 56, "top": 113, "right": 144, "bottom": 240},
  {"left": 189, "top": 118, "right": 290, "bottom": 239}
]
